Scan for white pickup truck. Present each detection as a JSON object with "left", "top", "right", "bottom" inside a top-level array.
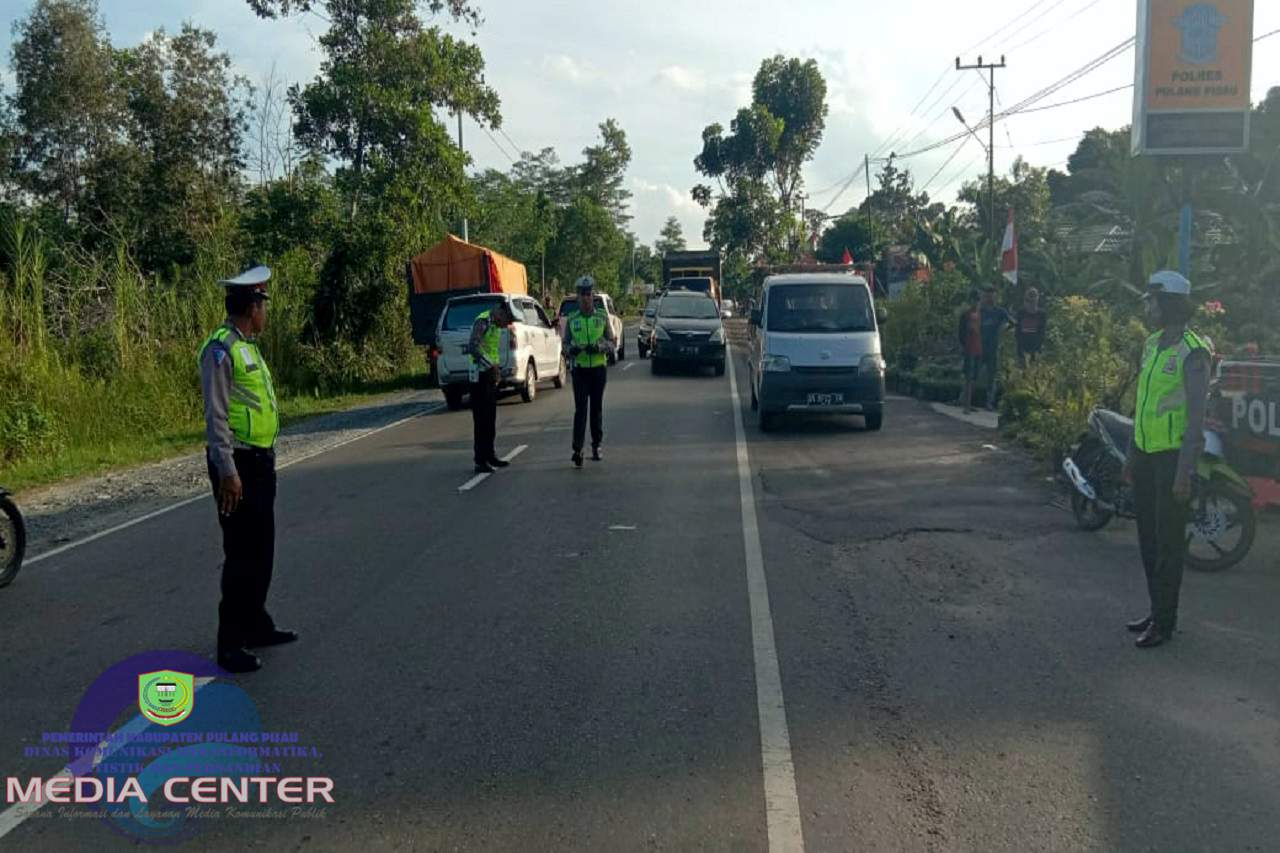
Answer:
[{"left": 435, "top": 294, "right": 567, "bottom": 410}]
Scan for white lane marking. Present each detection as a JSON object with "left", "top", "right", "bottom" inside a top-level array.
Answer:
[
  {"left": 607, "top": 525, "right": 637, "bottom": 531},
  {"left": 457, "top": 444, "right": 528, "bottom": 493},
  {"left": 726, "top": 343, "right": 805, "bottom": 852},
  {"left": 27, "top": 404, "right": 445, "bottom": 567},
  {"left": 0, "top": 676, "right": 216, "bottom": 839},
  {"left": 458, "top": 473, "right": 490, "bottom": 492},
  {"left": 622, "top": 362, "right": 635, "bottom": 372}
]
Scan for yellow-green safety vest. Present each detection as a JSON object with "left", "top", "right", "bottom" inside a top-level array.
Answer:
[
  {"left": 568, "top": 311, "right": 607, "bottom": 368},
  {"left": 1134, "top": 328, "right": 1208, "bottom": 454},
  {"left": 471, "top": 310, "right": 503, "bottom": 368},
  {"left": 199, "top": 325, "right": 279, "bottom": 449}
]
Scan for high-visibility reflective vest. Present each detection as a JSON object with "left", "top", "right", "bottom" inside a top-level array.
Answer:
[
  {"left": 471, "top": 310, "right": 503, "bottom": 368},
  {"left": 1134, "top": 328, "right": 1208, "bottom": 453},
  {"left": 199, "top": 325, "right": 279, "bottom": 449},
  {"left": 568, "top": 311, "right": 607, "bottom": 368}
]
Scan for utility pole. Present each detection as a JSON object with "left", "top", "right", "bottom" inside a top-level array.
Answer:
[
  {"left": 456, "top": 110, "right": 469, "bottom": 242},
  {"left": 863, "top": 153, "right": 873, "bottom": 239},
  {"left": 955, "top": 54, "right": 1006, "bottom": 244}
]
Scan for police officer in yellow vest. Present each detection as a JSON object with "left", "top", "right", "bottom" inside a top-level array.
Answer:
[
  {"left": 1123, "top": 270, "right": 1211, "bottom": 649},
  {"left": 199, "top": 265, "right": 297, "bottom": 673},
  {"left": 467, "top": 300, "right": 516, "bottom": 474},
  {"left": 564, "top": 276, "right": 617, "bottom": 468}
]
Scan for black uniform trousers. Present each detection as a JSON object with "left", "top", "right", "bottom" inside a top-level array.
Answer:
[
  {"left": 470, "top": 373, "right": 500, "bottom": 465},
  {"left": 572, "top": 365, "right": 608, "bottom": 452},
  {"left": 207, "top": 448, "right": 278, "bottom": 653},
  {"left": 1132, "top": 448, "right": 1189, "bottom": 632}
]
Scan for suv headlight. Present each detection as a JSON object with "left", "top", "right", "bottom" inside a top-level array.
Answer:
[
  {"left": 859, "top": 354, "right": 886, "bottom": 376},
  {"left": 709, "top": 327, "right": 725, "bottom": 344},
  {"left": 761, "top": 355, "right": 791, "bottom": 373},
  {"left": 654, "top": 326, "right": 671, "bottom": 341}
]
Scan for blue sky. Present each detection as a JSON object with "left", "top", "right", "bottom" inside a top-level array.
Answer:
[{"left": 2, "top": 0, "right": 1278, "bottom": 247}]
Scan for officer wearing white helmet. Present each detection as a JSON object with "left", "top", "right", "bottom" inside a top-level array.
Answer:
[
  {"left": 199, "top": 264, "right": 298, "bottom": 673},
  {"left": 1122, "top": 269, "right": 1211, "bottom": 649},
  {"left": 563, "top": 275, "right": 617, "bottom": 468}
]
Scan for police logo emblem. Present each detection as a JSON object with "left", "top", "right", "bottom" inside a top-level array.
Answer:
[
  {"left": 1174, "top": 3, "right": 1226, "bottom": 66},
  {"left": 138, "top": 670, "right": 195, "bottom": 726}
]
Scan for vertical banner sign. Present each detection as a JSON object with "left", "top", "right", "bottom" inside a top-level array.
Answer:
[{"left": 1133, "top": 0, "right": 1254, "bottom": 155}]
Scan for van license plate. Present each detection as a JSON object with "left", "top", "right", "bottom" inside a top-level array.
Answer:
[{"left": 807, "top": 393, "right": 844, "bottom": 406}]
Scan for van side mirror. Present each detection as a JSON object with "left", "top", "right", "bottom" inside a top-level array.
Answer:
[
  {"left": 750, "top": 309, "right": 762, "bottom": 326},
  {"left": 875, "top": 306, "right": 888, "bottom": 326}
]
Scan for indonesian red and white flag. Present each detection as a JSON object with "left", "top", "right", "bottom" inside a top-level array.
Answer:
[
  {"left": 841, "top": 248, "right": 853, "bottom": 265},
  {"left": 1000, "top": 207, "right": 1018, "bottom": 286}
]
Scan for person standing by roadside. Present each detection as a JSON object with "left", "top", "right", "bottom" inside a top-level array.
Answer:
[
  {"left": 564, "top": 276, "right": 616, "bottom": 467},
  {"left": 979, "top": 283, "right": 1015, "bottom": 411},
  {"left": 1123, "top": 271, "right": 1211, "bottom": 649},
  {"left": 1015, "top": 286, "right": 1048, "bottom": 367},
  {"left": 468, "top": 301, "right": 516, "bottom": 474},
  {"left": 199, "top": 265, "right": 297, "bottom": 674},
  {"left": 957, "top": 289, "right": 984, "bottom": 414}
]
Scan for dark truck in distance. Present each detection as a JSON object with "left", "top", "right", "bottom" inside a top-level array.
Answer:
[{"left": 662, "top": 250, "right": 722, "bottom": 306}]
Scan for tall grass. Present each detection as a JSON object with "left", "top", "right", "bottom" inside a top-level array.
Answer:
[{"left": 0, "top": 213, "right": 418, "bottom": 491}]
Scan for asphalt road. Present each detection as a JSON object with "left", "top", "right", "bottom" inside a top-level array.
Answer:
[{"left": 3, "top": 327, "right": 1279, "bottom": 851}]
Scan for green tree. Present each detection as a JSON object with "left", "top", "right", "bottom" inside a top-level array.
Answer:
[
  {"left": 274, "top": 0, "right": 501, "bottom": 344},
  {"left": 751, "top": 55, "right": 828, "bottom": 211},
  {"left": 289, "top": 0, "right": 499, "bottom": 223},
  {"left": 693, "top": 55, "right": 828, "bottom": 262},
  {"left": 8, "top": 0, "right": 120, "bottom": 222},
  {"left": 545, "top": 197, "right": 626, "bottom": 295},
  {"left": 104, "top": 24, "right": 252, "bottom": 271},
  {"left": 573, "top": 118, "right": 632, "bottom": 228},
  {"left": 246, "top": 0, "right": 482, "bottom": 28},
  {"left": 655, "top": 216, "right": 686, "bottom": 255},
  {"left": 817, "top": 211, "right": 886, "bottom": 264}
]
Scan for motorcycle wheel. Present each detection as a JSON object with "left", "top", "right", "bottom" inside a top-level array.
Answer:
[
  {"left": 0, "top": 494, "right": 27, "bottom": 589},
  {"left": 1186, "top": 478, "right": 1256, "bottom": 573},
  {"left": 1070, "top": 439, "right": 1115, "bottom": 532}
]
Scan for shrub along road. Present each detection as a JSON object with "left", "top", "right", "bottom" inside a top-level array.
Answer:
[{"left": 2, "top": 330, "right": 1278, "bottom": 850}]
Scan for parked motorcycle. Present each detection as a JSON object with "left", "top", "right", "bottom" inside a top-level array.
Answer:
[
  {"left": 0, "top": 486, "right": 25, "bottom": 588},
  {"left": 1062, "top": 408, "right": 1256, "bottom": 573}
]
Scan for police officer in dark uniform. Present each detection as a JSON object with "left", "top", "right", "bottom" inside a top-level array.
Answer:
[
  {"left": 564, "top": 276, "right": 617, "bottom": 468},
  {"left": 199, "top": 265, "right": 297, "bottom": 673},
  {"left": 1123, "top": 270, "right": 1211, "bottom": 649}
]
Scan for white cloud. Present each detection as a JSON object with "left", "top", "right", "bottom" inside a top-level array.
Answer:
[
  {"left": 631, "top": 178, "right": 707, "bottom": 247},
  {"left": 654, "top": 65, "right": 706, "bottom": 93},
  {"left": 541, "top": 53, "right": 599, "bottom": 86}
]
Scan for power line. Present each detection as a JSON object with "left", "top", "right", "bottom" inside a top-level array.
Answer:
[
  {"left": 937, "top": 154, "right": 986, "bottom": 195},
  {"left": 1009, "top": 83, "right": 1132, "bottom": 115},
  {"left": 893, "top": 37, "right": 1135, "bottom": 161},
  {"left": 1008, "top": 0, "right": 1105, "bottom": 53},
  {"left": 999, "top": 0, "right": 1075, "bottom": 48},
  {"left": 920, "top": 138, "right": 974, "bottom": 194},
  {"left": 959, "top": 0, "right": 1053, "bottom": 55},
  {"left": 498, "top": 128, "right": 525, "bottom": 158},
  {"left": 480, "top": 125, "right": 517, "bottom": 164}
]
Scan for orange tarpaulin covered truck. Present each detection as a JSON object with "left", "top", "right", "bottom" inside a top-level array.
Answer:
[{"left": 406, "top": 235, "right": 529, "bottom": 351}]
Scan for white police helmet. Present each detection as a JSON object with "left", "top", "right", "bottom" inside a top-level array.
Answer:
[{"left": 1147, "top": 270, "right": 1191, "bottom": 296}]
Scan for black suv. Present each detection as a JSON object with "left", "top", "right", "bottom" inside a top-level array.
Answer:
[{"left": 649, "top": 292, "right": 726, "bottom": 376}]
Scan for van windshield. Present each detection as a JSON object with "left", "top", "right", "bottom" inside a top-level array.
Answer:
[{"left": 766, "top": 284, "right": 873, "bottom": 333}]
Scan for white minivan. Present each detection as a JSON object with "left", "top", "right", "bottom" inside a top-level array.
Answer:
[
  {"left": 747, "top": 273, "right": 886, "bottom": 432},
  {"left": 436, "top": 294, "right": 566, "bottom": 410}
]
